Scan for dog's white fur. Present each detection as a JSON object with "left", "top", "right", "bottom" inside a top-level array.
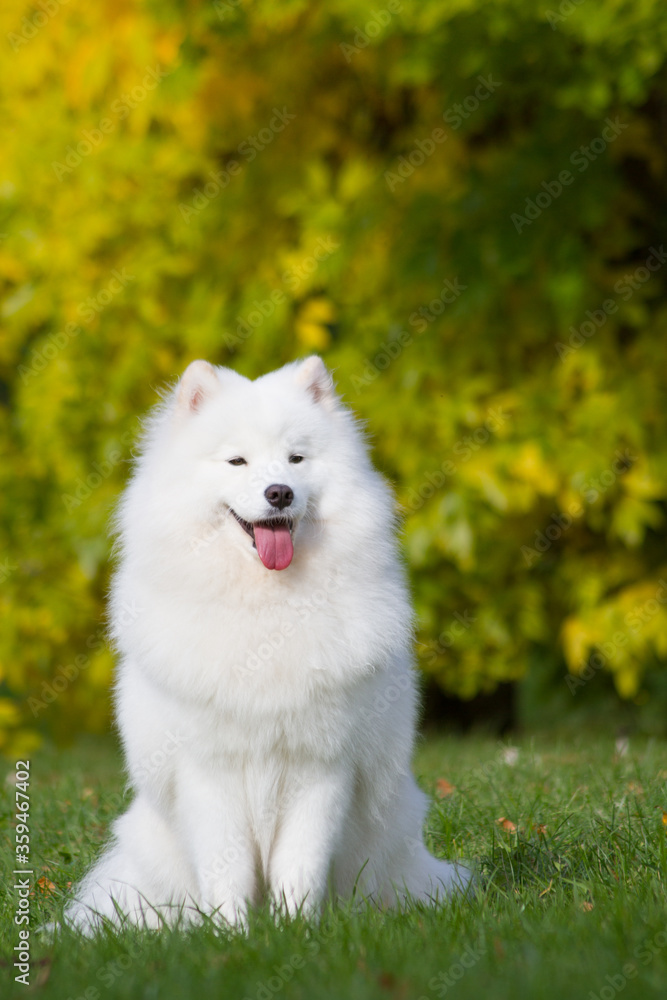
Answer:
[{"left": 65, "top": 356, "right": 469, "bottom": 933}]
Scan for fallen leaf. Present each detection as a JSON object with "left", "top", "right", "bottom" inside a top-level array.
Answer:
[
  {"left": 36, "top": 877, "right": 56, "bottom": 895},
  {"left": 536, "top": 824, "right": 547, "bottom": 836},
  {"left": 33, "top": 958, "right": 52, "bottom": 989},
  {"left": 378, "top": 972, "right": 396, "bottom": 990},
  {"left": 497, "top": 816, "right": 517, "bottom": 832},
  {"left": 581, "top": 901, "right": 594, "bottom": 912},
  {"left": 436, "top": 778, "right": 456, "bottom": 797}
]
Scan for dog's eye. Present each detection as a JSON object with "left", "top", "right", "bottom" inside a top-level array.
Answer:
[
  {"left": 289, "top": 455, "right": 304, "bottom": 464},
  {"left": 228, "top": 457, "right": 247, "bottom": 466}
]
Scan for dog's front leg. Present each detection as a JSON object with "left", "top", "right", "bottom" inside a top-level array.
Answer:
[
  {"left": 269, "top": 760, "right": 352, "bottom": 918},
  {"left": 177, "top": 757, "right": 255, "bottom": 928}
]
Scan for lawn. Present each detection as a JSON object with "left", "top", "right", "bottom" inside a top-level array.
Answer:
[{"left": 2, "top": 729, "right": 667, "bottom": 999}]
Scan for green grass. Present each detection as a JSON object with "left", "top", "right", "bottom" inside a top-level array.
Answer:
[{"left": 2, "top": 730, "right": 667, "bottom": 999}]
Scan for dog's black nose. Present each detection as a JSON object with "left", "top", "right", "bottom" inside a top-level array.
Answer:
[{"left": 264, "top": 484, "right": 294, "bottom": 510}]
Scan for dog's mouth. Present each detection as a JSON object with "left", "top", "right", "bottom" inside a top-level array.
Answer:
[{"left": 230, "top": 510, "right": 295, "bottom": 571}]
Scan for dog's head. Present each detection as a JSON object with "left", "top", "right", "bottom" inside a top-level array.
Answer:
[{"left": 153, "top": 356, "right": 344, "bottom": 571}]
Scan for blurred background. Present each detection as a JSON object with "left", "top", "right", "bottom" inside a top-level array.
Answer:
[{"left": 1, "top": 0, "right": 667, "bottom": 755}]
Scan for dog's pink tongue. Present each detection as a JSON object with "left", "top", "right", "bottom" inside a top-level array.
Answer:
[{"left": 254, "top": 523, "right": 293, "bottom": 570}]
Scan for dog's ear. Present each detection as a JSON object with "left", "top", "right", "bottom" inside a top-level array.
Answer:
[
  {"left": 176, "top": 360, "right": 220, "bottom": 414},
  {"left": 296, "top": 356, "right": 337, "bottom": 409}
]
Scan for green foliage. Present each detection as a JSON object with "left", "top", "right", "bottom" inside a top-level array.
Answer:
[{"left": 1, "top": 0, "right": 667, "bottom": 749}]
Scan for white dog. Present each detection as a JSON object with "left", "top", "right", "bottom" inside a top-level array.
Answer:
[{"left": 65, "top": 356, "right": 469, "bottom": 933}]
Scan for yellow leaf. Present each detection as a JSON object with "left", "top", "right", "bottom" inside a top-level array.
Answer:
[
  {"left": 562, "top": 617, "right": 594, "bottom": 672},
  {"left": 295, "top": 320, "right": 331, "bottom": 350},
  {"left": 510, "top": 443, "right": 559, "bottom": 495},
  {"left": 299, "top": 297, "right": 336, "bottom": 325},
  {"left": 0, "top": 698, "right": 20, "bottom": 726},
  {"left": 614, "top": 668, "right": 640, "bottom": 699}
]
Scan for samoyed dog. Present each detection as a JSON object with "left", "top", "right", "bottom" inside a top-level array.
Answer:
[{"left": 65, "top": 356, "right": 469, "bottom": 933}]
